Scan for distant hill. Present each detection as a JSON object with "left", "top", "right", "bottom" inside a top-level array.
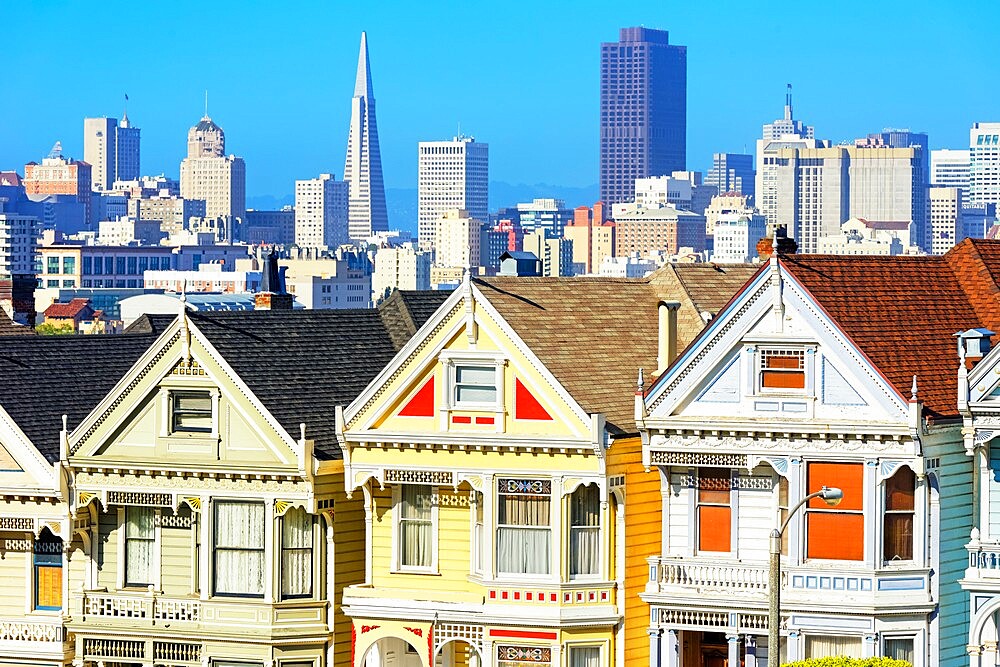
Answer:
[{"left": 249, "top": 181, "right": 600, "bottom": 238}]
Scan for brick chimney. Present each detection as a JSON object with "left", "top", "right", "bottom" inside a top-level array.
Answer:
[
  {"left": 255, "top": 250, "right": 293, "bottom": 311},
  {"left": 757, "top": 224, "right": 798, "bottom": 262}
]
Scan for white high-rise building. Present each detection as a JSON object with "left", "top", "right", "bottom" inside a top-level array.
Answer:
[
  {"left": 931, "top": 149, "right": 970, "bottom": 208},
  {"left": 0, "top": 205, "right": 38, "bottom": 279},
  {"left": 970, "top": 123, "right": 1000, "bottom": 208},
  {"left": 929, "top": 186, "right": 961, "bottom": 255},
  {"left": 711, "top": 209, "right": 767, "bottom": 263},
  {"left": 179, "top": 116, "right": 246, "bottom": 222},
  {"left": 294, "top": 174, "right": 349, "bottom": 249},
  {"left": 372, "top": 244, "right": 431, "bottom": 304},
  {"left": 417, "top": 136, "right": 488, "bottom": 248},
  {"left": 84, "top": 114, "right": 141, "bottom": 191},
  {"left": 433, "top": 209, "right": 481, "bottom": 270},
  {"left": 761, "top": 84, "right": 814, "bottom": 141},
  {"left": 756, "top": 86, "right": 819, "bottom": 226},
  {"left": 344, "top": 32, "right": 389, "bottom": 241}
]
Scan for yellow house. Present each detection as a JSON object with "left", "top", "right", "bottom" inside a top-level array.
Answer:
[{"left": 339, "top": 266, "right": 757, "bottom": 667}]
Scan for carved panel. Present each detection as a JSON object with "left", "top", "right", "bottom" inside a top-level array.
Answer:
[
  {"left": 0, "top": 517, "right": 33, "bottom": 531},
  {"left": 650, "top": 451, "right": 748, "bottom": 468},
  {"left": 497, "top": 478, "right": 551, "bottom": 495},
  {"left": 385, "top": 469, "right": 454, "bottom": 485},
  {"left": 497, "top": 646, "right": 552, "bottom": 663},
  {"left": 107, "top": 491, "right": 173, "bottom": 507}
]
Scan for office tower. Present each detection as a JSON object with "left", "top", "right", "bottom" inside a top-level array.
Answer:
[
  {"left": 612, "top": 201, "right": 706, "bottom": 256},
  {"left": 417, "top": 136, "right": 488, "bottom": 248},
  {"left": 344, "top": 31, "right": 389, "bottom": 241},
  {"left": 0, "top": 199, "right": 38, "bottom": 325},
  {"left": 433, "top": 209, "right": 481, "bottom": 270},
  {"left": 372, "top": 244, "right": 431, "bottom": 303},
  {"left": 931, "top": 149, "right": 970, "bottom": 207},
  {"left": 706, "top": 153, "right": 755, "bottom": 200},
  {"left": 244, "top": 208, "right": 296, "bottom": 245},
  {"left": 600, "top": 27, "right": 686, "bottom": 205},
  {"left": 970, "top": 123, "right": 1000, "bottom": 208},
  {"left": 704, "top": 193, "right": 754, "bottom": 242},
  {"left": 294, "top": 174, "right": 350, "bottom": 249},
  {"left": 711, "top": 209, "right": 767, "bottom": 263},
  {"left": 116, "top": 113, "right": 141, "bottom": 182},
  {"left": 522, "top": 229, "right": 574, "bottom": 277},
  {"left": 513, "top": 198, "right": 574, "bottom": 238},
  {"left": 767, "top": 145, "right": 928, "bottom": 253},
  {"left": 23, "top": 142, "right": 93, "bottom": 223},
  {"left": 128, "top": 196, "right": 207, "bottom": 236},
  {"left": 179, "top": 116, "right": 246, "bottom": 222},
  {"left": 84, "top": 114, "right": 141, "bottom": 191},
  {"left": 756, "top": 86, "right": 818, "bottom": 224},
  {"left": 564, "top": 205, "right": 615, "bottom": 274},
  {"left": 929, "top": 186, "right": 961, "bottom": 255}
]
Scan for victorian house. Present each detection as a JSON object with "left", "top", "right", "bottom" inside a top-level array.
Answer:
[
  {"left": 638, "top": 239, "right": 1000, "bottom": 667},
  {"left": 337, "top": 265, "right": 756, "bottom": 667},
  {"left": 0, "top": 289, "right": 445, "bottom": 667}
]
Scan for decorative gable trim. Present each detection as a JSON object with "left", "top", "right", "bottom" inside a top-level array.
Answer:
[{"left": 0, "top": 403, "right": 56, "bottom": 490}]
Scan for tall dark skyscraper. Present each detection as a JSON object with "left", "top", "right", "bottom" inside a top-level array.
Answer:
[{"left": 600, "top": 27, "right": 687, "bottom": 206}]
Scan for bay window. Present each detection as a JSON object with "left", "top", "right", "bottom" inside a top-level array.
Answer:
[
  {"left": 697, "top": 468, "right": 732, "bottom": 553},
  {"left": 884, "top": 466, "right": 915, "bottom": 562},
  {"left": 806, "top": 462, "right": 864, "bottom": 561},
  {"left": 569, "top": 484, "right": 600, "bottom": 576},
  {"left": 398, "top": 485, "right": 434, "bottom": 569},
  {"left": 281, "top": 507, "right": 313, "bottom": 598},
  {"left": 497, "top": 478, "right": 551, "bottom": 575},
  {"left": 214, "top": 501, "right": 265, "bottom": 597},
  {"left": 124, "top": 507, "right": 155, "bottom": 587}
]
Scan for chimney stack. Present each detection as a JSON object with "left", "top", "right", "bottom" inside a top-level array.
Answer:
[
  {"left": 255, "top": 249, "right": 293, "bottom": 311},
  {"left": 757, "top": 224, "right": 798, "bottom": 262},
  {"left": 656, "top": 301, "right": 681, "bottom": 375},
  {"left": 956, "top": 328, "right": 995, "bottom": 369}
]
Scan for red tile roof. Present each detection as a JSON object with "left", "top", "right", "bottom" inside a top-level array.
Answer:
[
  {"left": 779, "top": 238, "right": 1000, "bottom": 421},
  {"left": 44, "top": 298, "right": 94, "bottom": 319}
]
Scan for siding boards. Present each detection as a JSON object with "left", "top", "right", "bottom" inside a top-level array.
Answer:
[
  {"left": 0, "top": 544, "right": 28, "bottom": 616},
  {"left": 608, "top": 436, "right": 660, "bottom": 667},
  {"left": 667, "top": 470, "right": 689, "bottom": 555},
  {"left": 96, "top": 510, "right": 118, "bottom": 590},
  {"left": 160, "top": 506, "right": 194, "bottom": 595},
  {"left": 933, "top": 444, "right": 973, "bottom": 666},
  {"left": 333, "top": 475, "right": 366, "bottom": 667},
  {"left": 736, "top": 469, "right": 775, "bottom": 562}
]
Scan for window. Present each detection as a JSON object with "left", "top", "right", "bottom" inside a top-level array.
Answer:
[
  {"left": 806, "top": 462, "right": 864, "bottom": 560},
  {"left": 759, "top": 348, "right": 805, "bottom": 390},
  {"left": 34, "top": 531, "right": 62, "bottom": 611},
  {"left": 777, "top": 476, "right": 789, "bottom": 555},
  {"left": 46, "top": 256, "right": 59, "bottom": 274},
  {"left": 397, "top": 485, "right": 434, "bottom": 569},
  {"left": 497, "top": 478, "right": 551, "bottom": 575},
  {"left": 63, "top": 256, "right": 76, "bottom": 274},
  {"left": 884, "top": 466, "right": 915, "bottom": 562},
  {"left": 697, "top": 468, "right": 732, "bottom": 553},
  {"left": 805, "top": 635, "right": 863, "bottom": 659},
  {"left": 568, "top": 646, "right": 601, "bottom": 667},
  {"left": 125, "top": 507, "right": 155, "bottom": 587},
  {"left": 883, "top": 637, "right": 915, "bottom": 663},
  {"left": 454, "top": 364, "right": 497, "bottom": 405},
  {"left": 569, "top": 484, "right": 600, "bottom": 576},
  {"left": 281, "top": 507, "right": 313, "bottom": 598},
  {"left": 171, "top": 392, "right": 213, "bottom": 433},
  {"left": 214, "top": 501, "right": 265, "bottom": 597}
]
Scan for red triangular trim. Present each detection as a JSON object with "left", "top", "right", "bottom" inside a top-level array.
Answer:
[
  {"left": 398, "top": 377, "right": 435, "bottom": 417},
  {"left": 515, "top": 378, "right": 553, "bottom": 421}
]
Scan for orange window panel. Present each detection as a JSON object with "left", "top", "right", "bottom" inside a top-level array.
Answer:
[
  {"left": 807, "top": 462, "right": 864, "bottom": 511},
  {"left": 761, "top": 370, "right": 806, "bottom": 389},
  {"left": 36, "top": 565, "right": 62, "bottom": 609},
  {"left": 698, "top": 506, "right": 731, "bottom": 552},
  {"left": 806, "top": 513, "right": 864, "bottom": 560}
]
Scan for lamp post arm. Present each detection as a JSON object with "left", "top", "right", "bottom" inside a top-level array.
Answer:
[{"left": 777, "top": 489, "right": 827, "bottom": 539}]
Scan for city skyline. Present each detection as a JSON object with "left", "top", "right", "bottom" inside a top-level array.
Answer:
[{"left": 3, "top": 0, "right": 999, "bottom": 200}]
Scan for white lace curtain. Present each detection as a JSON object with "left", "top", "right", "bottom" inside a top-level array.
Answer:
[
  {"left": 281, "top": 507, "right": 313, "bottom": 597},
  {"left": 400, "top": 485, "right": 433, "bottom": 568},
  {"left": 570, "top": 485, "right": 600, "bottom": 576},
  {"left": 569, "top": 647, "right": 600, "bottom": 667},
  {"left": 125, "top": 507, "right": 155, "bottom": 586},
  {"left": 497, "top": 494, "right": 551, "bottom": 574},
  {"left": 214, "top": 501, "right": 265, "bottom": 596}
]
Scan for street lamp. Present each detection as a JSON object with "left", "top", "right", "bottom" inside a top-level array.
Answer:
[{"left": 768, "top": 485, "right": 844, "bottom": 667}]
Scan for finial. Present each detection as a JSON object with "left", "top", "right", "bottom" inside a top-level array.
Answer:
[
  {"left": 911, "top": 375, "right": 918, "bottom": 401},
  {"left": 62, "top": 414, "right": 68, "bottom": 432},
  {"left": 637, "top": 368, "right": 645, "bottom": 393},
  {"left": 300, "top": 423, "right": 306, "bottom": 442}
]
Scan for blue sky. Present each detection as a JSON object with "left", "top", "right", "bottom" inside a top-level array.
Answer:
[{"left": 2, "top": 0, "right": 997, "bottom": 198}]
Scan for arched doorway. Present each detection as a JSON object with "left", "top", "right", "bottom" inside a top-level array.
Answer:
[
  {"left": 362, "top": 637, "right": 425, "bottom": 667},
  {"left": 435, "top": 640, "right": 482, "bottom": 667}
]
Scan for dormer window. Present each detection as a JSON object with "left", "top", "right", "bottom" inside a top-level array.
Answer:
[
  {"left": 759, "top": 348, "right": 805, "bottom": 391},
  {"left": 171, "top": 391, "right": 213, "bottom": 433},
  {"left": 454, "top": 365, "right": 498, "bottom": 406}
]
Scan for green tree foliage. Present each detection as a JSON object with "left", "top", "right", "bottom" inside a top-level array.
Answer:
[{"left": 34, "top": 322, "right": 75, "bottom": 336}]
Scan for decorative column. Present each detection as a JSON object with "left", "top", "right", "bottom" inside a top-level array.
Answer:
[
  {"left": 199, "top": 497, "right": 211, "bottom": 600},
  {"left": 968, "top": 643, "right": 982, "bottom": 667},
  {"left": 744, "top": 635, "right": 758, "bottom": 667},
  {"left": 648, "top": 628, "right": 663, "bottom": 667},
  {"left": 727, "top": 634, "right": 741, "bottom": 667},
  {"left": 664, "top": 629, "right": 679, "bottom": 667},
  {"left": 863, "top": 633, "right": 878, "bottom": 658},
  {"left": 483, "top": 474, "right": 495, "bottom": 579},
  {"left": 982, "top": 641, "right": 997, "bottom": 667},
  {"left": 550, "top": 477, "right": 563, "bottom": 579},
  {"left": 264, "top": 498, "right": 276, "bottom": 603}
]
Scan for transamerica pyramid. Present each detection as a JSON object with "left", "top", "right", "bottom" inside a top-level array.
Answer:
[{"left": 343, "top": 31, "right": 389, "bottom": 240}]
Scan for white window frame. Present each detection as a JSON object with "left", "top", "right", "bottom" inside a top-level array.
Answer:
[
  {"left": 496, "top": 478, "right": 553, "bottom": 581},
  {"left": 116, "top": 506, "right": 161, "bottom": 591},
  {"left": 439, "top": 351, "right": 505, "bottom": 413},
  {"left": 565, "top": 642, "right": 605, "bottom": 667},
  {"left": 279, "top": 507, "right": 315, "bottom": 600},
  {"left": 881, "top": 635, "right": 917, "bottom": 663},
  {"left": 756, "top": 347, "right": 807, "bottom": 395},
  {"left": 159, "top": 386, "right": 220, "bottom": 438},
  {"left": 391, "top": 485, "right": 439, "bottom": 574},
  {"left": 212, "top": 499, "right": 267, "bottom": 599},
  {"left": 568, "top": 484, "right": 602, "bottom": 580}
]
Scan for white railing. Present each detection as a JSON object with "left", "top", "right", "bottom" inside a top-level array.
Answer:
[
  {"left": 650, "top": 557, "right": 769, "bottom": 593},
  {"left": 80, "top": 591, "right": 201, "bottom": 623},
  {"left": 0, "top": 619, "right": 65, "bottom": 643},
  {"left": 967, "top": 541, "right": 1000, "bottom": 577}
]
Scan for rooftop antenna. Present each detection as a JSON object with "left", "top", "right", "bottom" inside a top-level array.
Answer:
[
  {"left": 204, "top": 90, "right": 209, "bottom": 119},
  {"left": 784, "top": 83, "right": 793, "bottom": 121}
]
